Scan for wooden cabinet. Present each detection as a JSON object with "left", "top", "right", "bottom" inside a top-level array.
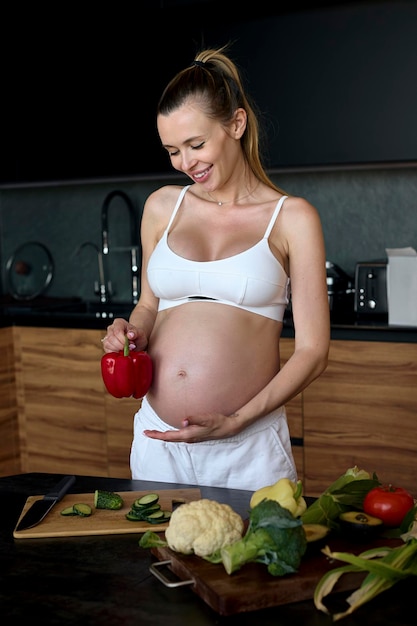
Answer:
[
  {"left": 303, "top": 340, "right": 417, "bottom": 497},
  {"left": 0, "top": 327, "right": 20, "bottom": 476},
  {"left": 105, "top": 394, "right": 140, "bottom": 478},
  {"left": 1, "top": 327, "right": 136, "bottom": 479},
  {"left": 13, "top": 326, "right": 108, "bottom": 476}
]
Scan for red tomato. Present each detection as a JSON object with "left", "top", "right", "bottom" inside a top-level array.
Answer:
[{"left": 363, "top": 484, "right": 414, "bottom": 527}]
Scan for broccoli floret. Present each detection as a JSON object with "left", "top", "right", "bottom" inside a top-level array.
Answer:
[{"left": 220, "top": 499, "right": 307, "bottom": 576}]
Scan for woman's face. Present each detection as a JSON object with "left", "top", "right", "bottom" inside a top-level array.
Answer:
[{"left": 157, "top": 99, "right": 246, "bottom": 190}]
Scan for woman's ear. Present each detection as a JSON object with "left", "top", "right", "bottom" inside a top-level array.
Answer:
[{"left": 232, "top": 108, "right": 247, "bottom": 139}]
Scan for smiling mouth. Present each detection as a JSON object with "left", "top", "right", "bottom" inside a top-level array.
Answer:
[{"left": 192, "top": 166, "right": 211, "bottom": 180}]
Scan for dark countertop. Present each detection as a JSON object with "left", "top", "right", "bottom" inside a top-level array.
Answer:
[
  {"left": 1, "top": 297, "right": 417, "bottom": 341},
  {"left": 0, "top": 297, "right": 126, "bottom": 331},
  {"left": 1, "top": 473, "right": 416, "bottom": 625},
  {"left": 1, "top": 312, "right": 417, "bottom": 342}
]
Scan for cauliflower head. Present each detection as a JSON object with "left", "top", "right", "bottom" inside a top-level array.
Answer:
[{"left": 165, "top": 499, "right": 244, "bottom": 557}]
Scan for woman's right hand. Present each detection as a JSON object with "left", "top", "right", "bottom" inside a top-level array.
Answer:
[{"left": 101, "top": 318, "right": 147, "bottom": 353}]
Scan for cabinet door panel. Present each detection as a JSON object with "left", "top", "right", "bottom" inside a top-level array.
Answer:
[
  {"left": 303, "top": 340, "right": 417, "bottom": 497},
  {"left": 16, "top": 327, "right": 108, "bottom": 476},
  {"left": 0, "top": 328, "right": 20, "bottom": 475},
  {"left": 105, "top": 395, "right": 139, "bottom": 479}
]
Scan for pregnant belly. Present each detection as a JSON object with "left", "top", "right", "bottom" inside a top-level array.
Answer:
[{"left": 146, "top": 302, "right": 281, "bottom": 427}]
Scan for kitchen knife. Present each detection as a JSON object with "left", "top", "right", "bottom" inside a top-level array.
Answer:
[{"left": 15, "top": 475, "right": 76, "bottom": 532}]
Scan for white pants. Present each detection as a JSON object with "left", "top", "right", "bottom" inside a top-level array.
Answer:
[{"left": 130, "top": 396, "right": 297, "bottom": 491}]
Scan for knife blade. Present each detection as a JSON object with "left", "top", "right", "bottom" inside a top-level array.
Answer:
[{"left": 15, "top": 475, "right": 76, "bottom": 532}]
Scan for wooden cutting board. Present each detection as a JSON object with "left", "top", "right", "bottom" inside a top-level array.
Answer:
[
  {"left": 150, "top": 535, "right": 401, "bottom": 615},
  {"left": 13, "top": 489, "right": 201, "bottom": 539}
]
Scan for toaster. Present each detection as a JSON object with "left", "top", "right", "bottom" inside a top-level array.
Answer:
[{"left": 354, "top": 261, "right": 388, "bottom": 317}]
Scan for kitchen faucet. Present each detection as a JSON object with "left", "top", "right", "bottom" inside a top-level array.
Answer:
[
  {"left": 101, "top": 190, "right": 140, "bottom": 304},
  {"left": 73, "top": 241, "right": 111, "bottom": 303}
]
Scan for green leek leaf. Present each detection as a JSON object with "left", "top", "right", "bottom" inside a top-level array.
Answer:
[{"left": 314, "top": 539, "right": 417, "bottom": 621}]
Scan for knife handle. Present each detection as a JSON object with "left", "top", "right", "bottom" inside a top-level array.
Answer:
[{"left": 44, "top": 475, "right": 76, "bottom": 502}]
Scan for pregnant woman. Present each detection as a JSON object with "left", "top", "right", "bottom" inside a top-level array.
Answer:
[{"left": 101, "top": 45, "right": 330, "bottom": 490}]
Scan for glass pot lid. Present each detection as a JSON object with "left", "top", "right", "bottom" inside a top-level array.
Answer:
[{"left": 6, "top": 241, "right": 54, "bottom": 300}]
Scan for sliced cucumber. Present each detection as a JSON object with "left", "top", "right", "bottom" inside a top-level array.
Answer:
[
  {"left": 126, "top": 506, "right": 151, "bottom": 521},
  {"left": 126, "top": 511, "right": 145, "bottom": 522},
  {"left": 125, "top": 491, "right": 171, "bottom": 524},
  {"left": 131, "top": 501, "right": 161, "bottom": 515},
  {"left": 61, "top": 503, "right": 93, "bottom": 517},
  {"left": 134, "top": 493, "right": 159, "bottom": 508},
  {"left": 144, "top": 510, "right": 165, "bottom": 521},
  {"left": 60, "top": 505, "right": 78, "bottom": 516},
  {"left": 73, "top": 503, "right": 93, "bottom": 517},
  {"left": 145, "top": 512, "right": 171, "bottom": 524}
]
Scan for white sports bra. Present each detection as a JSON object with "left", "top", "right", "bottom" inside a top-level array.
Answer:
[{"left": 147, "top": 186, "right": 290, "bottom": 321}]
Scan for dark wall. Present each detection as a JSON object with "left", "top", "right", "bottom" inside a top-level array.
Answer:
[
  {"left": 2, "top": 1, "right": 416, "bottom": 183},
  {"left": 208, "top": 0, "right": 417, "bottom": 168},
  {"left": 1, "top": 3, "right": 208, "bottom": 183}
]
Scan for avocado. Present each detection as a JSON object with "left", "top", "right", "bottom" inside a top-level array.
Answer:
[
  {"left": 303, "top": 523, "right": 331, "bottom": 544},
  {"left": 339, "top": 510, "right": 383, "bottom": 542}
]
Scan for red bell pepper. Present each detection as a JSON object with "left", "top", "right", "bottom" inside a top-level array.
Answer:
[{"left": 101, "top": 336, "right": 153, "bottom": 399}]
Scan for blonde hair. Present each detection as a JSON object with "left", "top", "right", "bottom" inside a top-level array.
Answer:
[{"left": 157, "top": 45, "right": 285, "bottom": 193}]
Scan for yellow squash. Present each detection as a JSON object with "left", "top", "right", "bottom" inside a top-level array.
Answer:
[{"left": 250, "top": 477, "right": 307, "bottom": 517}]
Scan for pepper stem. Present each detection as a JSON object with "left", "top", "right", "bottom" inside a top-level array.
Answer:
[
  {"left": 124, "top": 335, "right": 130, "bottom": 356},
  {"left": 294, "top": 480, "right": 303, "bottom": 500}
]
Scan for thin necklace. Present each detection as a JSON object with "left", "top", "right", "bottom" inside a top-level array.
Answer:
[{"left": 206, "top": 185, "right": 257, "bottom": 206}]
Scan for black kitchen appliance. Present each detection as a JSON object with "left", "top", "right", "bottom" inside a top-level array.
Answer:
[
  {"left": 285, "top": 261, "right": 355, "bottom": 323},
  {"left": 326, "top": 261, "right": 354, "bottom": 320},
  {"left": 354, "top": 261, "right": 388, "bottom": 318}
]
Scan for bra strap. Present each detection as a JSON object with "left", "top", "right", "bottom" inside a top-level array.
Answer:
[
  {"left": 264, "top": 195, "right": 288, "bottom": 238},
  {"left": 165, "top": 185, "right": 191, "bottom": 232}
]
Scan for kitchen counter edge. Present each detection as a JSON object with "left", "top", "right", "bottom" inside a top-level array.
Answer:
[{"left": 1, "top": 313, "right": 417, "bottom": 342}]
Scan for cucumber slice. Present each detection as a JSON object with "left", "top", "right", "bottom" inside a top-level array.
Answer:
[
  {"left": 126, "top": 511, "right": 145, "bottom": 522},
  {"left": 134, "top": 493, "right": 159, "bottom": 508},
  {"left": 94, "top": 490, "right": 124, "bottom": 510},
  {"left": 131, "top": 501, "right": 161, "bottom": 514},
  {"left": 143, "top": 510, "right": 165, "bottom": 523},
  {"left": 127, "top": 502, "right": 161, "bottom": 521},
  {"left": 60, "top": 505, "right": 77, "bottom": 516},
  {"left": 144, "top": 515, "right": 170, "bottom": 524},
  {"left": 73, "top": 503, "right": 93, "bottom": 517}
]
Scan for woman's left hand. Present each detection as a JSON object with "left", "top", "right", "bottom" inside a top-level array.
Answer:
[{"left": 143, "top": 412, "right": 241, "bottom": 443}]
